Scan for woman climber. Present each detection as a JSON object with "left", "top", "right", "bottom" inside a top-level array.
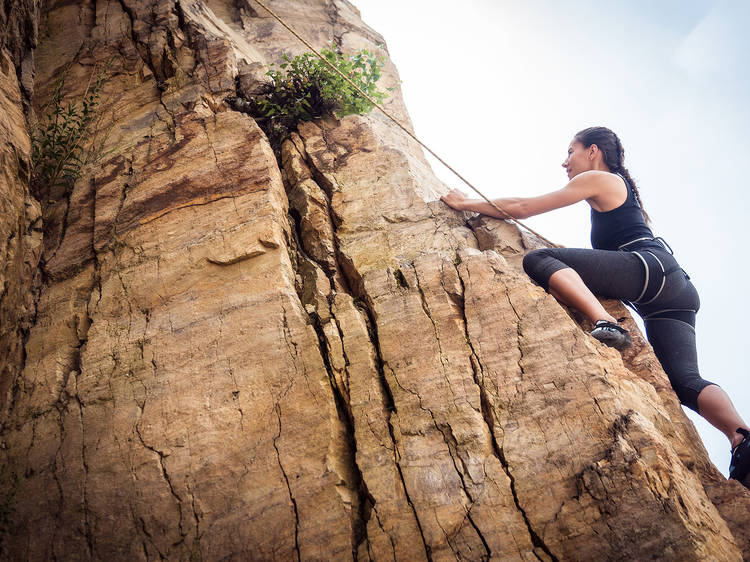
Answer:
[{"left": 440, "top": 126, "right": 750, "bottom": 488}]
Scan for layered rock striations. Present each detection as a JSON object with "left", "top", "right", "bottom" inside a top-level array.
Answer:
[{"left": 1, "top": 0, "right": 749, "bottom": 560}]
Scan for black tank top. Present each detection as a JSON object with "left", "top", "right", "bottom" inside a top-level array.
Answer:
[{"left": 590, "top": 174, "right": 655, "bottom": 251}]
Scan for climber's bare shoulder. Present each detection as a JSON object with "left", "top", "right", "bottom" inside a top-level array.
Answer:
[{"left": 576, "top": 170, "right": 629, "bottom": 212}]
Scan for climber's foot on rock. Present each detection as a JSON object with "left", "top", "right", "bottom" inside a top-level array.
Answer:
[
  {"left": 590, "top": 320, "right": 632, "bottom": 351},
  {"left": 729, "top": 428, "right": 750, "bottom": 489}
]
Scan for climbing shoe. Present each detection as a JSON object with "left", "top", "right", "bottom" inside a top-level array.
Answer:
[
  {"left": 590, "top": 320, "right": 632, "bottom": 351},
  {"left": 729, "top": 427, "right": 750, "bottom": 488}
]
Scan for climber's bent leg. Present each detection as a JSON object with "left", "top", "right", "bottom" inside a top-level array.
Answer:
[
  {"left": 522, "top": 247, "right": 646, "bottom": 299},
  {"left": 522, "top": 247, "right": 647, "bottom": 326},
  {"left": 547, "top": 268, "right": 616, "bottom": 323},
  {"left": 523, "top": 248, "right": 648, "bottom": 349}
]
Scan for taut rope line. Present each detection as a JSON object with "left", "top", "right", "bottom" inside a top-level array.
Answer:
[{"left": 249, "top": 0, "right": 558, "bottom": 248}]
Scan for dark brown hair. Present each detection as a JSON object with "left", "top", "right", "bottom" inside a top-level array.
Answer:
[{"left": 574, "top": 126, "right": 651, "bottom": 224}]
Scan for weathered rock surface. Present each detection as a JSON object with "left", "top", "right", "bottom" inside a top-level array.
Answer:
[
  {"left": 1, "top": 0, "right": 749, "bottom": 560},
  {"left": 0, "top": 0, "right": 38, "bottom": 101},
  {"left": 0, "top": 32, "right": 43, "bottom": 426}
]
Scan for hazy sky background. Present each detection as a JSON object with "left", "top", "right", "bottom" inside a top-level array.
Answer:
[{"left": 354, "top": 0, "right": 750, "bottom": 475}]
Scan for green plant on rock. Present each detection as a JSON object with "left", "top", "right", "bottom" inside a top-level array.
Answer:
[
  {"left": 30, "top": 59, "right": 112, "bottom": 197},
  {"left": 247, "top": 44, "right": 394, "bottom": 150}
]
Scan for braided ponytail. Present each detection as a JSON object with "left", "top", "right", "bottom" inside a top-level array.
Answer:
[
  {"left": 574, "top": 126, "right": 651, "bottom": 225},
  {"left": 614, "top": 166, "right": 651, "bottom": 225}
]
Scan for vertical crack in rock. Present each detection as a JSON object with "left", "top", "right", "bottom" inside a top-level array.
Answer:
[
  {"left": 134, "top": 394, "right": 187, "bottom": 552},
  {"left": 215, "top": 308, "right": 245, "bottom": 430},
  {"left": 454, "top": 257, "right": 558, "bottom": 562},
  {"left": 51, "top": 404, "right": 68, "bottom": 559},
  {"left": 4, "top": 276, "right": 41, "bottom": 432},
  {"left": 434, "top": 516, "right": 460, "bottom": 560},
  {"left": 279, "top": 138, "right": 390, "bottom": 556},
  {"left": 412, "top": 265, "right": 459, "bottom": 408},
  {"left": 376, "top": 361, "right": 431, "bottom": 561},
  {"left": 74, "top": 381, "right": 94, "bottom": 559},
  {"left": 411, "top": 263, "right": 490, "bottom": 558},
  {"left": 114, "top": 0, "right": 190, "bottom": 129},
  {"left": 279, "top": 301, "right": 317, "bottom": 405},
  {"left": 137, "top": 515, "right": 157, "bottom": 559},
  {"left": 78, "top": 176, "right": 101, "bottom": 560},
  {"left": 309, "top": 303, "right": 374, "bottom": 556},
  {"left": 284, "top": 204, "right": 373, "bottom": 556},
  {"left": 185, "top": 480, "right": 202, "bottom": 559},
  {"left": 388, "top": 365, "right": 488, "bottom": 559},
  {"left": 199, "top": 119, "right": 224, "bottom": 180},
  {"left": 501, "top": 277, "right": 559, "bottom": 562},
  {"left": 325, "top": 309, "right": 380, "bottom": 558},
  {"left": 114, "top": 0, "right": 146, "bottom": 69},
  {"left": 273, "top": 404, "right": 301, "bottom": 562},
  {"left": 371, "top": 505, "right": 397, "bottom": 562},
  {"left": 280, "top": 133, "right": 432, "bottom": 560}
]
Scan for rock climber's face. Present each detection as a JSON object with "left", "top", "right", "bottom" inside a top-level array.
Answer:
[{"left": 562, "top": 140, "right": 591, "bottom": 180}]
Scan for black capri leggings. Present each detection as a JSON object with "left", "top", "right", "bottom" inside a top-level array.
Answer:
[{"left": 522, "top": 246, "right": 716, "bottom": 412}]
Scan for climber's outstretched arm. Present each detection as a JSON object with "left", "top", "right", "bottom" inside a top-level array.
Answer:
[{"left": 440, "top": 170, "right": 604, "bottom": 219}]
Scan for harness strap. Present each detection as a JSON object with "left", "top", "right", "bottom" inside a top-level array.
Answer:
[
  {"left": 641, "top": 308, "right": 697, "bottom": 328},
  {"left": 630, "top": 251, "right": 681, "bottom": 305},
  {"left": 618, "top": 237, "right": 655, "bottom": 250},
  {"left": 618, "top": 236, "right": 674, "bottom": 254},
  {"left": 630, "top": 252, "right": 650, "bottom": 303}
]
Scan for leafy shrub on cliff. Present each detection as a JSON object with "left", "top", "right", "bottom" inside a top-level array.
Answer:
[
  {"left": 30, "top": 60, "right": 111, "bottom": 196},
  {"left": 240, "top": 45, "right": 393, "bottom": 150}
]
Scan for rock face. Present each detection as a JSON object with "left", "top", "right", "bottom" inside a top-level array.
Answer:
[
  {"left": 1, "top": 0, "right": 749, "bottom": 560},
  {"left": 0, "top": 0, "right": 43, "bottom": 443}
]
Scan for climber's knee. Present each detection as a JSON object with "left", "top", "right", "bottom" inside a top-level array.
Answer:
[
  {"left": 523, "top": 249, "right": 566, "bottom": 292},
  {"left": 522, "top": 249, "right": 544, "bottom": 275},
  {"left": 673, "top": 379, "right": 716, "bottom": 413}
]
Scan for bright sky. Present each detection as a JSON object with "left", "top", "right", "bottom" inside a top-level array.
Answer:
[{"left": 354, "top": 0, "right": 750, "bottom": 476}]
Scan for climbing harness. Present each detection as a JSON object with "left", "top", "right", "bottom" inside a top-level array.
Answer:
[
  {"left": 630, "top": 240, "right": 698, "bottom": 328},
  {"left": 617, "top": 236, "right": 673, "bottom": 253},
  {"left": 249, "top": 0, "right": 558, "bottom": 248},
  {"left": 618, "top": 236, "right": 694, "bottom": 319},
  {"left": 641, "top": 308, "right": 697, "bottom": 327},
  {"left": 629, "top": 251, "right": 672, "bottom": 305}
]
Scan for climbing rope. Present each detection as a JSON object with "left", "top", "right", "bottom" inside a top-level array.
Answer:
[{"left": 249, "top": 0, "right": 558, "bottom": 248}]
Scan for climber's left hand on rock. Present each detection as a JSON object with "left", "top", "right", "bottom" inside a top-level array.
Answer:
[{"left": 440, "top": 189, "right": 471, "bottom": 211}]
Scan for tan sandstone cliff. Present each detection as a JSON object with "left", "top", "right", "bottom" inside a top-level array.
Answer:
[{"left": 1, "top": 0, "right": 749, "bottom": 560}]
